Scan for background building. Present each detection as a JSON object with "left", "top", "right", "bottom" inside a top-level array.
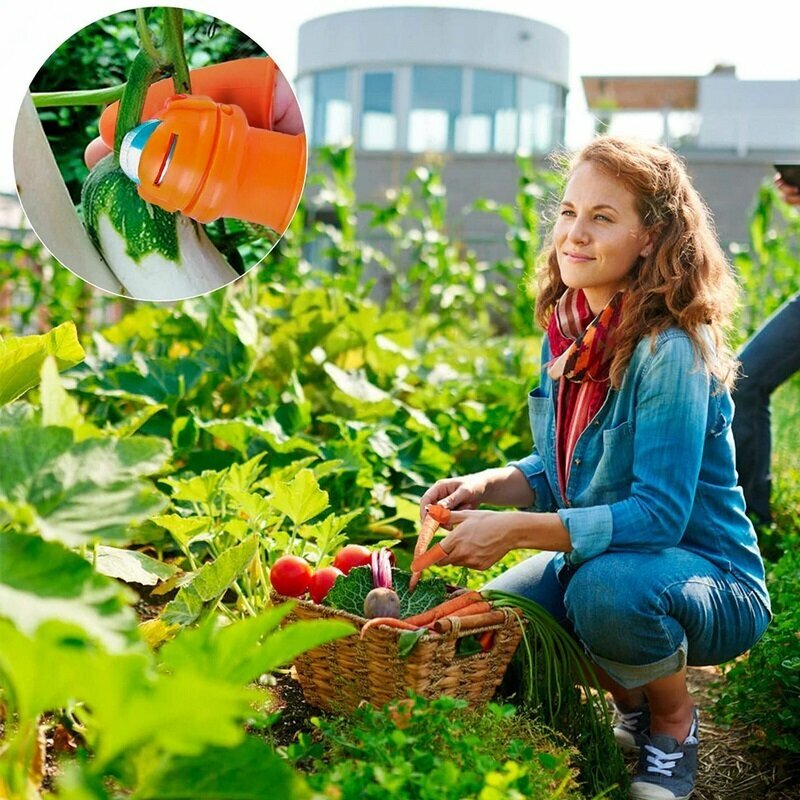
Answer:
[
  {"left": 583, "top": 65, "right": 800, "bottom": 244},
  {"left": 298, "top": 8, "right": 800, "bottom": 263},
  {"left": 296, "top": 6, "right": 570, "bottom": 264}
]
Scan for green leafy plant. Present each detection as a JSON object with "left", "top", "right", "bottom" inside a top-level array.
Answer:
[
  {"left": 712, "top": 547, "right": 800, "bottom": 756},
  {"left": 0, "top": 605, "right": 351, "bottom": 799},
  {"left": 283, "top": 694, "right": 584, "bottom": 800}
]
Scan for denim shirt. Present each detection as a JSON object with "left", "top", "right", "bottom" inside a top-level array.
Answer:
[{"left": 509, "top": 328, "right": 770, "bottom": 610}]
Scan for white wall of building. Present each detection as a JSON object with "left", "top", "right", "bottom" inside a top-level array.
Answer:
[
  {"left": 297, "top": 7, "right": 569, "bottom": 85},
  {"left": 698, "top": 75, "right": 800, "bottom": 153}
]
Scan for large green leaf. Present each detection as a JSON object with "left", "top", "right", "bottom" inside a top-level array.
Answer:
[
  {"left": 269, "top": 468, "right": 328, "bottom": 525},
  {"left": 95, "top": 546, "right": 178, "bottom": 586},
  {"left": 0, "top": 533, "right": 138, "bottom": 652},
  {"left": 0, "top": 322, "right": 85, "bottom": 406},
  {"left": 323, "top": 362, "right": 396, "bottom": 420},
  {"left": 151, "top": 514, "right": 214, "bottom": 550},
  {"left": 161, "top": 536, "right": 258, "bottom": 628},
  {"left": 159, "top": 605, "right": 354, "bottom": 685},
  {"left": 202, "top": 418, "right": 319, "bottom": 458},
  {"left": 0, "top": 425, "right": 171, "bottom": 546},
  {"left": 0, "top": 619, "right": 117, "bottom": 722},
  {"left": 133, "top": 737, "right": 310, "bottom": 800}
]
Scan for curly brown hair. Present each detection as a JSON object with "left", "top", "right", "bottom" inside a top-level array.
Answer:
[{"left": 534, "top": 136, "right": 740, "bottom": 389}]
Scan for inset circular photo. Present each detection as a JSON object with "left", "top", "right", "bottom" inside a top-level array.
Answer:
[{"left": 14, "top": 7, "right": 307, "bottom": 301}]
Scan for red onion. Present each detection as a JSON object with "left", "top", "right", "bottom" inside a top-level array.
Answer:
[{"left": 370, "top": 548, "right": 393, "bottom": 589}]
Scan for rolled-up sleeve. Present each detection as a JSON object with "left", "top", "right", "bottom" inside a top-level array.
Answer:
[
  {"left": 557, "top": 334, "right": 708, "bottom": 564},
  {"left": 507, "top": 451, "right": 557, "bottom": 512}
]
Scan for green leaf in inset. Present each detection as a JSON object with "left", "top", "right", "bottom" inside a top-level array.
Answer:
[
  {"left": 0, "top": 321, "right": 85, "bottom": 406},
  {"left": 160, "top": 536, "right": 257, "bottom": 628},
  {"left": 0, "top": 533, "right": 138, "bottom": 652},
  {"left": 202, "top": 418, "right": 319, "bottom": 458},
  {"left": 269, "top": 468, "right": 329, "bottom": 525},
  {"left": 95, "top": 546, "right": 178, "bottom": 586},
  {"left": 298, "top": 510, "right": 361, "bottom": 565},
  {"left": 133, "top": 736, "right": 310, "bottom": 800}
]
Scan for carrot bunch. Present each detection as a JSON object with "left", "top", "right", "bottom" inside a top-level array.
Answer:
[{"left": 359, "top": 590, "right": 489, "bottom": 638}]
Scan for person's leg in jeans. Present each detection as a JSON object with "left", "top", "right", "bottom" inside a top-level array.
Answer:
[
  {"left": 732, "top": 291, "right": 800, "bottom": 522},
  {"left": 563, "top": 549, "right": 770, "bottom": 799},
  {"left": 482, "top": 551, "right": 568, "bottom": 621}
]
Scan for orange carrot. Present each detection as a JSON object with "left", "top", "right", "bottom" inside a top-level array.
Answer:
[
  {"left": 403, "top": 590, "right": 484, "bottom": 627},
  {"left": 410, "top": 542, "right": 447, "bottom": 573},
  {"left": 437, "top": 600, "right": 492, "bottom": 619},
  {"left": 478, "top": 630, "right": 495, "bottom": 652},
  {"left": 409, "top": 504, "right": 452, "bottom": 591},
  {"left": 359, "top": 617, "right": 420, "bottom": 639}
]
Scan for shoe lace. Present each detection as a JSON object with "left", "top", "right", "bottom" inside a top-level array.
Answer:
[
  {"left": 644, "top": 744, "right": 683, "bottom": 777},
  {"left": 617, "top": 708, "right": 644, "bottom": 732}
]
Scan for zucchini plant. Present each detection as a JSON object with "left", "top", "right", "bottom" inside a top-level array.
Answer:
[{"left": 25, "top": 8, "right": 240, "bottom": 300}]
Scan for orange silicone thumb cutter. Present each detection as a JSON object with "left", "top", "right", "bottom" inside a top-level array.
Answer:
[
  {"left": 100, "top": 58, "right": 279, "bottom": 145},
  {"left": 104, "top": 58, "right": 306, "bottom": 231},
  {"left": 119, "top": 95, "right": 306, "bottom": 230}
]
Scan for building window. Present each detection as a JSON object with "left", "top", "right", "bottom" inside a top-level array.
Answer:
[
  {"left": 519, "top": 77, "right": 561, "bottom": 154},
  {"left": 409, "top": 66, "right": 462, "bottom": 152},
  {"left": 312, "top": 68, "right": 351, "bottom": 146},
  {"left": 458, "top": 69, "right": 517, "bottom": 153},
  {"left": 361, "top": 72, "right": 396, "bottom": 150}
]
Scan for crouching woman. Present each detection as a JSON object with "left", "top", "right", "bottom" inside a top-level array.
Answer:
[{"left": 420, "top": 137, "right": 771, "bottom": 800}]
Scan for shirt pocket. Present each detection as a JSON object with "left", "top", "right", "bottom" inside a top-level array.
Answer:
[
  {"left": 589, "top": 420, "right": 634, "bottom": 495},
  {"left": 527, "top": 388, "right": 551, "bottom": 450},
  {"left": 707, "top": 384, "right": 733, "bottom": 438}
]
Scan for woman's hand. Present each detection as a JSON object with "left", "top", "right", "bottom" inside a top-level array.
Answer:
[
  {"left": 84, "top": 69, "right": 304, "bottom": 169},
  {"left": 434, "top": 509, "right": 573, "bottom": 570},
  {"left": 418, "top": 474, "right": 488, "bottom": 521},
  {"left": 418, "top": 467, "right": 536, "bottom": 522},
  {"left": 775, "top": 174, "right": 800, "bottom": 206},
  {"left": 435, "top": 509, "right": 517, "bottom": 570}
]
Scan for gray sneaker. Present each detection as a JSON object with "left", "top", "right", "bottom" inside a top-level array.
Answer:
[
  {"left": 614, "top": 699, "right": 650, "bottom": 753},
  {"left": 629, "top": 707, "right": 699, "bottom": 800}
]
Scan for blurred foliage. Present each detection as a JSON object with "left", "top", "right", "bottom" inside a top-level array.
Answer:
[{"left": 730, "top": 183, "right": 800, "bottom": 346}]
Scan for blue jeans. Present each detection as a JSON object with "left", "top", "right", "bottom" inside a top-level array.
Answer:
[
  {"left": 732, "top": 292, "right": 800, "bottom": 521},
  {"left": 483, "top": 550, "right": 770, "bottom": 689}
]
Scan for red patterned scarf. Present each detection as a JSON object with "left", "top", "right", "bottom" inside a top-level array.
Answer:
[{"left": 547, "top": 289, "right": 624, "bottom": 495}]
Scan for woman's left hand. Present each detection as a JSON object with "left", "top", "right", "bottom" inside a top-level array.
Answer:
[{"left": 436, "top": 509, "right": 517, "bottom": 570}]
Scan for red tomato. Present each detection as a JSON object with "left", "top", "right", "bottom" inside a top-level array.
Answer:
[
  {"left": 332, "top": 544, "right": 372, "bottom": 575},
  {"left": 309, "top": 566, "right": 344, "bottom": 604},
  {"left": 270, "top": 555, "right": 313, "bottom": 597}
]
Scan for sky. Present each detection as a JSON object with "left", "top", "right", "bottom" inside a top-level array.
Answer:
[{"left": 2, "top": 0, "right": 799, "bottom": 193}]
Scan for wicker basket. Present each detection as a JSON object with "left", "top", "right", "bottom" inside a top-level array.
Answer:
[{"left": 273, "top": 592, "right": 524, "bottom": 713}]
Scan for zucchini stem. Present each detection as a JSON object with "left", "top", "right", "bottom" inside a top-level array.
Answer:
[{"left": 162, "top": 8, "right": 192, "bottom": 94}]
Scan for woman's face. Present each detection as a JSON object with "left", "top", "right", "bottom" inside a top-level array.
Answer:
[{"left": 554, "top": 161, "right": 653, "bottom": 312}]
